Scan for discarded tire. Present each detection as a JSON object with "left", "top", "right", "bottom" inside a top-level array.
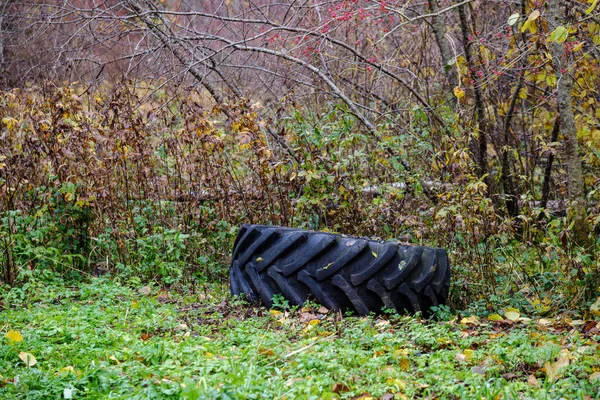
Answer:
[{"left": 229, "top": 224, "right": 450, "bottom": 315}]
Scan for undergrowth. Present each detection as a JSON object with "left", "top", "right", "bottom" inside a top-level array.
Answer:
[{"left": 1, "top": 279, "right": 599, "bottom": 399}]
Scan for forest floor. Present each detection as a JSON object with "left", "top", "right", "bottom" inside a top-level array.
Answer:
[{"left": 1, "top": 278, "right": 599, "bottom": 399}]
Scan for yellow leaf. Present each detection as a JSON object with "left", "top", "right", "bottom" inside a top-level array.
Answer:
[
  {"left": 269, "top": 309, "right": 283, "bottom": 318},
  {"left": 394, "top": 348, "right": 409, "bottom": 357},
  {"left": 19, "top": 352, "right": 37, "bottom": 367},
  {"left": 386, "top": 378, "right": 407, "bottom": 390},
  {"left": 508, "top": 13, "right": 520, "bottom": 26},
  {"left": 2, "top": 117, "right": 18, "bottom": 130},
  {"left": 528, "top": 10, "right": 541, "bottom": 21},
  {"left": 505, "top": 310, "right": 520, "bottom": 321},
  {"left": 518, "top": 87, "right": 528, "bottom": 99},
  {"left": 590, "top": 296, "right": 600, "bottom": 315},
  {"left": 587, "top": 0, "right": 599, "bottom": 15},
  {"left": 60, "top": 366, "right": 75, "bottom": 374},
  {"left": 255, "top": 257, "right": 263, "bottom": 262},
  {"left": 487, "top": 314, "right": 503, "bottom": 321},
  {"left": 464, "top": 349, "right": 474, "bottom": 361},
  {"left": 454, "top": 86, "right": 465, "bottom": 99},
  {"left": 399, "top": 357, "right": 410, "bottom": 371},
  {"left": 5, "top": 330, "right": 23, "bottom": 343},
  {"left": 371, "top": 251, "right": 378, "bottom": 258},
  {"left": 573, "top": 42, "right": 584, "bottom": 52},
  {"left": 460, "top": 315, "right": 481, "bottom": 325},
  {"left": 550, "top": 26, "right": 569, "bottom": 43},
  {"left": 544, "top": 356, "right": 570, "bottom": 382},
  {"left": 308, "top": 319, "right": 320, "bottom": 326}
]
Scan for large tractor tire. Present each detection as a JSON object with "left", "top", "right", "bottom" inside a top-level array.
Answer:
[{"left": 229, "top": 224, "right": 450, "bottom": 315}]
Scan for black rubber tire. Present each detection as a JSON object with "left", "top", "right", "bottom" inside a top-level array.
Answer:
[{"left": 229, "top": 224, "right": 450, "bottom": 315}]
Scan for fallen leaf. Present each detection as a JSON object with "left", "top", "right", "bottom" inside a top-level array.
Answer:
[
  {"left": 308, "top": 319, "right": 320, "bottom": 326},
  {"left": 269, "top": 309, "right": 283, "bottom": 318},
  {"left": 505, "top": 308, "right": 520, "bottom": 321},
  {"left": 138, "top": 286, "right": 151, "bottom": 296},
  {"left": 460, "top": 315, "right": 481, "bottom": 326},
  {"left": 463, "top": 349, "right": 473, "bottom": 361},
  {"left": 317, "top": 306, "right": 329, "bottom": 314},
  {"left": 258, "top": 348, "right": 275, "bottom": 356},
  {"left": 5, "top": 330, "right": 23, "bottom": 343},
  {"left": 399, "top": 357, "right": 410, "bottom": 371},
  {"left": 394, "top": 348, "right": 409, "bottom": 357},
  {"left": 455, "top": 353, "right": 467, "bottom": 363},
  {"left": 299, "top": 312, "right": 319, "bottom": 323},
  {"left": 285, "top": 377, "right": 304, "bottom": 387},
  {"left": 527, "top": 374, "right": 539, "bottom": 387},
  {"left": 19, "top": 352, "right": 37, "bottom": 367},
  {"left": 590, "top": 297, "right": 600, "bottom": 316},
  {"left": 544, "top": 356, "right": 570, "bottom": 382},
  {"left": 376, "top": 319, "right": 390, "bottom": 328},
  {"left": 373, "top": 350, "right": 385, "bottom": 358},
  {"left": 332, "top": 382, "right": 350, "bottom": 394},
  {"left": 590, "top": 371, "right": 600, "bottom": 382},
  {"left": 385, "top": 378, "right": 406, "bottom": 390},
  {"left": 502, "top": 373, "right": 518, "bottom": 380},
  {"left": 140, "top": 333, "right": 150, "bottom": 341},
  {"left": 255, "top": 257, "right": 264, "bottom": 262},
  {"left": 487, "top": 314, "right": 503, "bottom": 321},
  {"left": 472, "top": 365, "right": 486, "bottom": 375}
]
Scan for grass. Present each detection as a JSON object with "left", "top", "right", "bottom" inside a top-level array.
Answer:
[{"left": 1, "top": 278, "right": 599, "bottom": 399}]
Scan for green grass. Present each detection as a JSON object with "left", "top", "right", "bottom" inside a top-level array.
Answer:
[{"left": 1, "top": 278, "right": 599, "bottom": 399}]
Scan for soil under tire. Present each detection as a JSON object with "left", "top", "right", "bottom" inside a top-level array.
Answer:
[{"left": 229, "top": 224, "right": 450, "bottom": 315}]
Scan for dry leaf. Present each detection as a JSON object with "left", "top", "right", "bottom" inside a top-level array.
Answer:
[
  {"left": 460, "top": 315, "right": 481, "bottom": 326},
  {"left": 504, "top": 308, "right": 520, "bottom": 321},
  {"left": 5, "top": 330, "right": 23, "bottom": 343},
  {"left": 259, "top": 348, "right": 275, "bottom": 356},
  {"left": 527, "top": 374, "right": 539, "bottom": 387},
  {"left": 299, "top": 312, "right": 319, "bottom": 323},
  {"left": 332, "top": 382, "right": 350, "bottom": 394},
  {"left": 138, "top": 286, "right": 151, "bottom": 296},
  {"left": 19, "top": 352, "right": 37, "bottom": 367},
  {"left": 385, "top": 378, "right": 406, "bottom": 390},
  {"left": 589, "top": 297, "right": 600, "bottom": 316},
  {"left": 589, "top": 371, "right": 600, "bottom": 382},
  {"left": 544, "top": 356, "right": 570, "bottom": 382},
  {"left": 455, "top": 353, "right": 467, "bottom": 363},
  {"left": 399, "top": 357, "right": 410, "bottom": 371}
]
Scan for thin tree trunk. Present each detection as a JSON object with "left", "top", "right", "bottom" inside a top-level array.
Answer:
[
  {"left": 547, "top": 0, "right": 589, "bottom": 244},
  {"left": 458, "top": 5, "right": 487, "bottom": 180},
  {"left": 540, "top": 117, "right": 560, "bottom": 211},
  {"left": 428, "top": 0, "right": 458, "bottom": 91}
]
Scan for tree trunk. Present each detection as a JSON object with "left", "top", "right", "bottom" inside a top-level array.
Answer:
[
  {"left": 458, "top": 5, "right": 487, "bottom": 180},
  {"left": 428, "top": 0, "right": 458, "bottom": 91},
  {"left": 547, "top": 0, "right": 589, "bottom": 245}
]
